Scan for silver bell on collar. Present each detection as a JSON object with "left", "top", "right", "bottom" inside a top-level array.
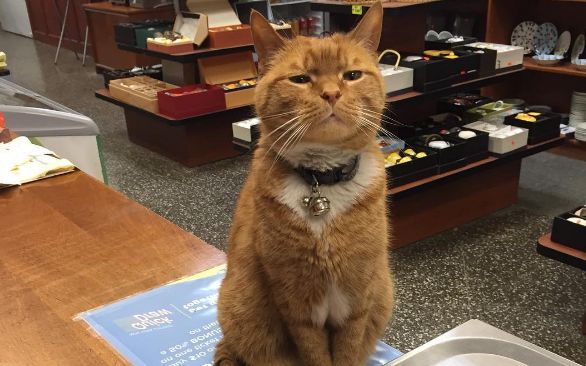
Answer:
[
  {"left": 302, "top": 195, "right": 331, "bottom": 217},
  {"left": 301, "top": 179, "right": 330, "bottom": 217}
]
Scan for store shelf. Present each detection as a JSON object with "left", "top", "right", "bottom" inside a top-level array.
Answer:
[
  {"left": 523, "top": 59, "right": 586, "bottom": 78},
  {"left": 386, "top": 67, "right": 524, "bottom": 109},
  {"left": 95, "top": 89, "right": 253, "bottom": 126},
  {"left": 310, "top": 0, "right": 480, "bottom": 15},
  {"left": 272, "top": 0, "right": 310, "bottom": 6},
  {"left": 117, "top": 43, "right": 255, "bottom": 63},
  {"left": 537, "top": 233, "right": 586, "bottom": 271},
  {"left": 388, "top": 134, "right": 564, "bottom": 198}
]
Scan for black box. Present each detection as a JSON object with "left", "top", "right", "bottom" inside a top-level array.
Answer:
[
  {"left": 504, "top": 112, "right": 561, "bottom": 138},
  {"left": 452, "top": 128, "right": 489, "bottom": 164},
  {"left": 409, "top": 136, "right": 468, "bottom": 167},
  {"left": 425, "top": 36, "right": 477, "bottom": 50},
  {"left": 114, "top": 22, "right": 144, "bottom": 46},
  {"left": 551, "top": 209, "right": 586, "bottom": 252},
  {"left": 455, "top": 45, "right": 497, "bottom": 77},
  {"left": 380, "top": 52, "right": 453, "bottom": 93},
  {"left": 438, "top": 50, "right": 481, "bottom": 84},
  {"left": 386, "top": 147, "right": 438, "bottom": 188},
  {"left": 438, "top": 156, "right": 468, "bottom": 173},
  {"left": 527, "top": 130, "right": 560, "bottom": 145},
  {"left": 437, "top": 93, "right": 492, "bottom": 115}
]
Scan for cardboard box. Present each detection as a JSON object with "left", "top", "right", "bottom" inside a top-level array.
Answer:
[
  {"left": 424, "top": 50, "right": 481, "bottom": 84},
  {"left": 467, "top": 42, "right": 524, "bottom": 71},
  {"left": 551, "top": 208, "right": 586, "bottom": 252},
  {"left": 378, "top": 64, "right": 414, "bottom": 96},
  {"left": 185, "top": 0, "right": 252, "bottom": 49},
  {"left": 232, "top": 117, "right": 261, "bottom": 143},
  {"left": 379, "top": 52, "right": 452, "bottom": 93},
  {"left": 465, "top": 121, "right": 529, "bottom": 155},
  {"left": 158, "top": 84, "right": 226, "bottom": 119},
  {"left": 147, "top": 12, "right": 208, "bottom": 54},
  {"left": 463, "top": 101, "right": 513, "bottom": 123},
  {"left": 452, "top": 128, "right": 490, "bottom": 164},
  {"left": 109, "top": 76, "right": 178, "bottom": 114},
  {"left": 198, "top": 51, "right": 258, "bottom": 108},
  {"left": 408, "top": 136, "right": 468, "bottom": 173},
  {"left": 209, "top": 25, "right": 253, "bottom": 48}
]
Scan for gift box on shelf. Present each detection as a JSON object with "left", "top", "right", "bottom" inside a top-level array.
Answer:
[
  {"left": 455, "top": 45, "right": 497, "bottom": 77},
  {"left": 451, "top": 128, "right": 490, "bottom": 164},
  {"left": 380, "top": 52, "right": 452, "bottom": 93},
  {"left": 377, "top": 136, "right": 406, "bottom": 154},
  {"left": 408, "top": 136, "right": 468, "bottom": 173},
  {"left": 464, "top": 121, "right": 528, "bottom": 155},
  {"left": 423, "top": 49, "right": 481, "bottom": 84},
  {"left": 232, "top": 117, "right": 260, "bottom": 145},
  {"left": 378, "top": 50, "right": 414, "bottom": 97},
  {"left": 504, "top": 112, "right": 561, "bottom": 145},
  {"left": 103, "top": 65, "right": 163, "bottom": 89},
  {"left": 198, "top": 51, "right": 257, "bottom": 108},
  {"left": 551, "top": 207, "right": 586, "bottom": 252},
  {"left": 437, "top": 93, "right": 492, "bottom": 116},
  {"left": 147, "top": 12, "right": 208, "bottom": 54},
  {"left": 109, "top": 76, "right": 179, "bottom": 114},
  {"left": 158, "top": 84, "right": 226, "bottom": 119},
  {"left": 424, "top": 36, "right": 477, "bottom": 50},
  {"left": 384, "top": 147, "right": 438, "bottom": 188},
  {"left": 463, "top": 101, "right": 513, "bottom": 123},
  {"left": 135, "top": 20, "right": 174, "bottom": 49},
  {"left": 466, "top": 42, "right": 524, "bottom": 72},
  {"left": 186, "top": 0, "right": 253, "bottom": 49}
]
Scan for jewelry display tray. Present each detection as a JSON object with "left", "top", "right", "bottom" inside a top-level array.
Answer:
[{"left": 384, "top": 320, "right": 580, "bottom": 366}]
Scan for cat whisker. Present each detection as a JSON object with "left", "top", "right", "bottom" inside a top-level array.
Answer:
[
  {"left": 262, "top": 119, "right": 303, "bottom": 162},
  {"left": 262, "top": 115, "right": 304, "bottom": 140},
  {"left": 261, "top": 110, "right": 300, "bottom": 120},
  {"left": 359, "top": 108, "right": 411, "bottom": 128},
  {"left": 268, "top": 122, "right": 308, "bottom": 174}
]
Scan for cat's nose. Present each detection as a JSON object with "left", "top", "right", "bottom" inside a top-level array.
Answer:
[{"left": 321, "top": 90, "right": 341, "bottom": 106}]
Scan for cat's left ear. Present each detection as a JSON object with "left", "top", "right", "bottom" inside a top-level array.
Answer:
[
  {"left": 349, "top": 1, "right": 383, "bottom": 54},
  {"left": 250, "top": 10, "right": 286, "bottom": 70}
]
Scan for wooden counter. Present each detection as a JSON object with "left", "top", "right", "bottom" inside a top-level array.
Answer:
[
  {"left": 82, "top": 2, "right": 175, "bottom": 72},
  {"left": 0, "top": 171, "right": 225, "bottom": 365}
]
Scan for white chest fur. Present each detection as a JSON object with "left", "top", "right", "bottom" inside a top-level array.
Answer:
[
  {"left": 276, "top": 145, "right": 379, "bottom": 237},
  {"left": 311, "top": 283, "right": 351, "bottom": 328}
]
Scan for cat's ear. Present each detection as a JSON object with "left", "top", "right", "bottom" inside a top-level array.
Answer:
[
  {"left": 348, "top": 1, "right": 383, "bottom": 54},
  {"left": 250, "top": 10, "right": 286, "bottom": 70}
]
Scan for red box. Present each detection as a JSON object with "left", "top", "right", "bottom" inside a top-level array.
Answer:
[{"left": 158, "top": 84, "right": 226, "bottom": 119}]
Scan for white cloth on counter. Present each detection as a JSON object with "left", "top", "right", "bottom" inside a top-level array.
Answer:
[{"left": 0, "top": 136, "right": 74, "bottom": 186}]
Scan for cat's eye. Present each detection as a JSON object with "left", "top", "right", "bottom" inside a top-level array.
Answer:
[
  {"left": 343, "top": 71, "right": 363, "bottom": 81},
  {"left": 289, "top": 75, "right": 311, "bottom": 84}
]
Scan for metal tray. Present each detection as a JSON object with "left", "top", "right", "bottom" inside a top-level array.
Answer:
[{"left": 385, "top": 320, "right": 580, "bottom": 366}]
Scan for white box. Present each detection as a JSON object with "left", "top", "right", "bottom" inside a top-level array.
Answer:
[
  {"left": 378, "top": 64, "right": 414, "bottom": 95},
  {"left": 465, "top": 121, "right": 528, "bottom": 154},
  {"left": 467, "top": 42, "right": 524, "bottom": 69},
  {"left": 232, "top": 118, "right": 260, "bottom": 143}
]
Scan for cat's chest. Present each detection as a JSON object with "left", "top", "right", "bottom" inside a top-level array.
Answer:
[{"left": 276, "top": 151, "right": 379, "bottom": 236}]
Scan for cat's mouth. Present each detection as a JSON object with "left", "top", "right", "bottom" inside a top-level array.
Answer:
[{"left": 321, "top": 114, "right": 342, "bottom": 124}]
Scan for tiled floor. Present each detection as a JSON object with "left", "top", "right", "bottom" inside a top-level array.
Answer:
[{"left": 1, "top": 29, "right": 585, "bottom": 364}]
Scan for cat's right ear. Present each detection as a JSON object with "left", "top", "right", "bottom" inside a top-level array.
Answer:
[{"left": 250, "top": 10, "right": 285, "bottom": 70}]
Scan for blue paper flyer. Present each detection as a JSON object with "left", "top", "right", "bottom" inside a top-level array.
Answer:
[{"left": 80, "top": 265, "right": 402, "bottom": 366}]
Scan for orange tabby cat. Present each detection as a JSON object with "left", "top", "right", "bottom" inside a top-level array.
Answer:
[{"left": 215, "top": 3, "right": 393, "bottom": 366}]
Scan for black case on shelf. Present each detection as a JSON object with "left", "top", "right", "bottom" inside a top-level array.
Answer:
[
  {"left": 504, "top": 112, "right": 561, "bottom": 138},
  {"left": 408, "top": 136, "right": 468, "bottom": 173},
  {"left": 424, "top": 36, "right": 477, "bottom": 50},
  {"left": 437, "top": 93, "right": 492, "bottom": 115},
  {"left": 455, "top": 45, "right": 497, "bottom": 77},
  {"left": 434, "top": 50, "right": 481, "bottom": 84},
  {"left": 114, "top": 22, "right": 144, "bottom": 46},
  {"left": 380, "top": 52, "right": 453, "bottom": 93},
  {"left": 551, "top": 209, "right": 586, "bottom": 252},
  {"left": 451, "top": 128, "right": 490, "bottom": 164},
  {"left": 527, "top": 130, "right": 560, "bottom": 145},
  {"left": 386, "top": 147, "right": 439, "bottom": 188},
  {"left": 102, "top": 66, "right": 163, "bottom": 88}
]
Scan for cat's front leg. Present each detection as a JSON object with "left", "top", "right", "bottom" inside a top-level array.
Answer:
[{"left": 286, "top": 320, "right": 333, "bottom": 366}]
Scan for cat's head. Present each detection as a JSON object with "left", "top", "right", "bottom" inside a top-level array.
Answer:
[{"left": 251, "top": 3, "right": 385, "bottom": 157}]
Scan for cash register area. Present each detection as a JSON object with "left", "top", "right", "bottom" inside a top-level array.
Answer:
[{"left": 1, "top": 4, "right": 586, "bottom": 365}]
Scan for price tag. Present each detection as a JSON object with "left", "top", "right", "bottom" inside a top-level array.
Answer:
[{"left": 351, "top": 5, "right": 363, "bottom": 15}]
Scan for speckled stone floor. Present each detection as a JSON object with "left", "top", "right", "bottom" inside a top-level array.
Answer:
[{"left": 2, "top": 29, "right": 586, "bottom": 364}]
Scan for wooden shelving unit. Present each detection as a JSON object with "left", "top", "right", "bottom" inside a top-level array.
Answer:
[
  {"left": 310, "top": 0, "right": 479, "bottom": 15},
  {"left": 523, "top": 59, "right": 586, "bottom": 78},
  {"left": 117, "top": 43, "right": 255, "bottom": 63}
]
